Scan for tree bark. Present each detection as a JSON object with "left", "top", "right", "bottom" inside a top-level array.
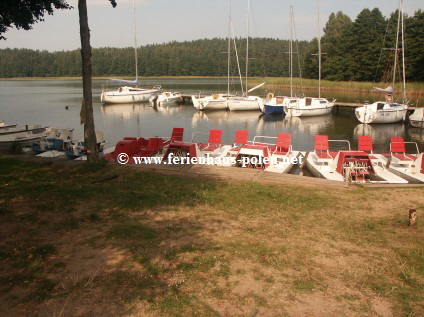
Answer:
[{"left": 78, "top": 0, "right": 99, "bottom": 162}]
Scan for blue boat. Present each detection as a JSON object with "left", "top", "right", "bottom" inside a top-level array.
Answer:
[
  {"left": 263, "top": 104, "right": 285, "bottom": 115},
  {"left": 260, "top": 94, "right": 286, "bottom": 115}
]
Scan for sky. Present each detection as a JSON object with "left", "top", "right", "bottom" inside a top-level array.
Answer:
[{"left": 0, "top": 0, "right": 422, "bottom": 52}]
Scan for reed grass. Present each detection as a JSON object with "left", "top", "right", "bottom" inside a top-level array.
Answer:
[
  {"left": 250, "top": 77, "right": 424, "bottom": 96},
  {"left": 1, "top": 75, "right": 424, "bottom": 94}
]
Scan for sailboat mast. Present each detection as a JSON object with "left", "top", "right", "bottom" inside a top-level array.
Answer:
[
  {"left": 393, "top": 1, "right": 401, "bottom": 90},
  {"left": 290, "top": 6, "right": 293, "bottom": 98},
  {"left": 317, "top": 0, "right": 321, "bottom": 98},
  {"left": 400, "top": 0, "right": 406, "bottom": 102},
  {"left": 228, "top": 0, "right": 232, "bottom": 97},
  {"left": 133, "top": 0, "right": 138, "bottom": 83},
  {"left": 246, "top": 0, "right": 250, "bottom": 97}
]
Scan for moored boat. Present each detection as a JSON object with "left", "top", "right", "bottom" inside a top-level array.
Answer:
[
  {"left": 261, "top": 94, "right": 285, "bottom": 115},
  {"left": 284, "top": 97, "right": 335, "bottom": 117},
  {"left": 409, "top": 108, "right": 424, "bottom": 128},
  {"left": 101, "top": 85, "right": 161, "bottom": 104},
  {"left": 227, "top": 95, "right": 263, "bottom": 111},
  {"left": 0, "top": 125, "right": 49, "bottom": 152},
  {"left": 283, "top": 5, "right": 335, "bottom": 118},
  {"left": 100, "top": 0, "right": 161, "bottom": 104},
  {"left": 305, "top": 135, "right": 408, "bottom": 183},
  {"left": 355, "top": 89, "right": 407, "bottom": 124},
  {"left": 192, "top": 94, "right": 231, "bottom": 111},
  {"left": 366, "top": 137, "right": 424, "bottom": 184},
  {"left": 356, "top": 1, "right": 409, "bottom": 124},
  {"left": 150, "top": 92, "right": 182, "bottom": 106}
]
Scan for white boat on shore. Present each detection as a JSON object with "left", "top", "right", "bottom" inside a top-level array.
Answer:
[{"left": 0, "top": 125, "right": 49, "bottom": 152}]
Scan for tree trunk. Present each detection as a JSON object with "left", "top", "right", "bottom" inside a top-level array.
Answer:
[{"left": 78, "top": 0, "right": 99, "bottom": 162}]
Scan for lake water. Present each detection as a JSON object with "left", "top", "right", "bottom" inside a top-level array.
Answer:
[{"left": 1, "top": 78, "right": 423, "bottom": 154}]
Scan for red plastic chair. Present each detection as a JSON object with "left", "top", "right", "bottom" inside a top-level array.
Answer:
[
  {"left": 390, "top": 137, "right": 417, "bottom": 162},
  {"left": 233, "top": 130, "right": 249, "bottom": 147},
  {"left": 171, "top": 128, "right": 184, "bottom": 142},
  {"left": 273, "top": 133, "right": 292, "bottom": 156},
  {"left": 228, "top": 130, "right": 249, "bottom": 155},
  {"left": 314, "top": 135, "right": 332, "bottom": 160},
  {"left": 358, "top": 136, "right": 377, "bottom": 160},
  {"left": 200, "top": 130, "right": 223, "bottom": 152}
]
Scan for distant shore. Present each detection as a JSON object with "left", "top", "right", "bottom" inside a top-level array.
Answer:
[{"left": 1, "top": 76, "right": 423, "bottom": 96}]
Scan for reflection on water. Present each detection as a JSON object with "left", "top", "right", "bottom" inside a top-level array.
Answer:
[
  {"left": 354, "top": 123, "right": 405, "bottom": 153},
  {"left": 283, "top": 115, "right": 333, "bottom": 135},
  {"left": 192, "top": 110, "right": 263, "bottom": 137},
  {"left": 102, "top": 103, "right": 146, "bottom": 120},
  {"left": 1, "top": 79, "right": 423, "bottom": 152},
  {"left": 406, "top": 127, "right": 424, "bottom": 145}
]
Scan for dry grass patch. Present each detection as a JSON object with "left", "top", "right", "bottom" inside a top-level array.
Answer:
[{"left": 0, "top": 158, "right": 423, "bottom": 316}]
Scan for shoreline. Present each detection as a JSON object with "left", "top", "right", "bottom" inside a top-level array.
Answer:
[{"left": 1, "top": 76, "right": 423, "bottom": 96}]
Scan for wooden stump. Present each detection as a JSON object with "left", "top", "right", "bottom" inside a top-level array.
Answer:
[{"left": 409, "top": 209, "right": 417, "bottom": 227}]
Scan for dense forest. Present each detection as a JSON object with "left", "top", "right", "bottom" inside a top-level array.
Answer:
[{"left": 0, "top": 8, "right": 423, "bottom": 82}]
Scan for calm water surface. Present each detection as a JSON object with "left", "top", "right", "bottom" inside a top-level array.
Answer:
[{"left": 1, "top": 79, "right": 423, "bottom": 154}]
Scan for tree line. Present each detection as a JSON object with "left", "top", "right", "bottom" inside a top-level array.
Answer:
[{"left": 0, "top": 8, "right": 423, "bottom": 82}]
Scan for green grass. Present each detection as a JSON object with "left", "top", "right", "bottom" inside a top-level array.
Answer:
[{"left": 1, "top": 158, "right": 424, "bottom": 316}]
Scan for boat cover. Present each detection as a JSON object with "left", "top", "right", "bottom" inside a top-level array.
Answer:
[{"left": 373, "top": 86, "right": 394, "bottom": 95}]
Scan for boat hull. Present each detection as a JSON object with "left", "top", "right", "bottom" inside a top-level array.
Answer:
[
  {"left": 285, "top": 105, "right": 333, "bottom": 117},
  {"left": 193, "top": 94, "right": 229, "bottom": 111},
  {"left": 0, "top": 126, "right": 48, "bottom": 153},
  {"left": 284, "top": 98, "right": 335, "bottom": 117},
  {"left": 262, "top": 105, "right": 285, "bottom": 115},
  {"left": 355, "top": 103, "right": 407, "bottom": 124},
  {"left": 305, "top": 151, "right": 408, "bottom": 184},
  {"left": 373, "top": 154, "right": 424, "bottom": 184},
  {"left": 410, "top": 120, "right": 424, "bottom": 128},
  {"left": 409, "top": 108, "right": 424, "bottom": 128},
  {"left": 201, "top": 100, "right": 228, "bottom": 110},
  {"left": 227, "top": 97, "right": 262, "bottom": 111},
  {"left": 0, "top": 136, "right": 45, "bottom": 153},
  {"left": 158, "top": 97, "right": 180, "bottom": 105},
  {"left": 101, "top": 88, "right": 160, "bottom": 104}
]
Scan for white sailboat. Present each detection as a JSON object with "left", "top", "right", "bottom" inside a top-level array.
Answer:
[
  {"left": 192, "top": 93, "right": 232, "bottom": 111},
  {"left": 191, "top": 0, "right": 235, "bottom": 111},
  {"left": 227, "top": 0, "right": 264, "bottom": 111},
  {"left": 284, "top": 2, "right": 335, "bottom": 117},
  {"left": 355, "top": 0, "right": 408, "bottom": 124},
  {"left": 100, "top": 0, "right": 161, "bottom": 104}
]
